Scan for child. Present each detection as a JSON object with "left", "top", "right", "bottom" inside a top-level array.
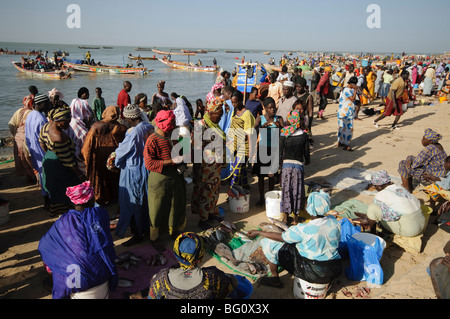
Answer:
[
  {"left": 92, "top": 87, "right": 106, "bottom": 122},
  {"left": 423, "top": 156, "right": 450, "bottom": 211},
  {"left": 252, "top": 97, "right": 284, "bottom": 206}
]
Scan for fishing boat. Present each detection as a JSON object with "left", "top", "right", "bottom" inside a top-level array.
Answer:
[
  {"left": 134, "top": 47, "right": 153, "bottom": 51},
  {"left": 263, "top": 51, "right": 271, "bottom": 55},
  {"left": 11, "top": 61, "right": 73, "bottom": 80},
  {"left": 63, "top": 61, "right": 149, "bottom": 74},
  {"left": 181, "top": 49, "right": 198, "bottom": 54},
  {"left": 225, "top": 50, "right": 241, "bottom": 53},
  {"left": 78, "top": 46, "right": 100, "bottom": 49},
  {"left": 128, "top": 55, "right": 157, "bottom": 61},
  {"left": 1, "top": 50, "right": 42, "bottom": 56},
  {"left": 103, "top": 46, "right": 114, "bottom": 49},
  {"left": 152, "top": 48, "right": 197, "bottom": 56},
  {"left": 157, "top": 58, "right": 218, "bottom": 72}
]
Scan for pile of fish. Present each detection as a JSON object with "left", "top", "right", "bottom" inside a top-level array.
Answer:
[
  {"left": 115, "top": 251, "right": 167, "bottom": 288},
  {"left": 199, "top": 220, "right": 268, "bottom": 277},
  {"left": 228, "top": 184, "right": 250, "bottom": 200},
  {"left": 259, "top": 217, "right": 289, "bottom": 233}
]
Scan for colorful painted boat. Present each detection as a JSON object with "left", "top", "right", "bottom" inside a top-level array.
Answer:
[
  {"left": 264, "top": 51, "right": 271, "bottom": 55},
  {"left": 128, "top": 55, "right": 157, "bottom": 60},
  {"left": 134, "top": 47, "right": 153, "bottom": 51},
  {"left": 157, "top": 58, "right": 218, "bottom": 72},
  {"left": 1, "top": 50, "right": 42, "bottom": 56},
  {"left": 11, "top": 61, "right": 73, "bottom": 80},
  {"left": 63, "top": 61, "right": 149, "bottom": 74},
  {"left": 152, "top": 49, "right": 197, "bottom": 56}
]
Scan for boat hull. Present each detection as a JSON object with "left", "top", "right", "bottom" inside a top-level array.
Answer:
[
  {"left": 63, "top": 61, "right": 148, "bottom": 74},
  {"left": 12, "top": 61, "right": 72, "bottom": 79},
  {"left": 157, "top": 58, "right": 218, "bottom": 72},
  {"left": 152, "top": 49, "right": 197, "bottom": 56}
]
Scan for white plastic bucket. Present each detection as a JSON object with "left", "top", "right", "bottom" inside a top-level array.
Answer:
[
  {"left": 352, "top": 232, "right": 386, "bottom": 250},
  {"left": 265, "top": 191, "right": 283, "bottom": 220},
  {"left": 293, "top": 277, "right": 330, "bottom": 299},
  {"left": 229, "top": 195, "right": 250, "bottom": 213}
]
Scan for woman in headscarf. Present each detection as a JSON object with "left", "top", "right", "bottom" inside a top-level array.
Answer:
[
  {"left": 206, "top": 82, "right": 224, "bottom": 105},
  {"left": 148, "top": 232, "right": 236, "bottom": 299},
  {"left": 144, "top": 110, "right": 186, "bottom": 242},
  {"left": 246, "top": 191, "right": 341, "bottom": 290},
  {"left": 279, "top": 110, "right": 310, "bottom": 224},
  {"left": 399, "top": 128, "right": 447, "bottom": 193},
  {"left": 38, "top": 181, "right": 118, "bottom": 299},
  {"left": 48, "top": 88, "right": 68, "bottom": 110},
  {"left": 436, "top": 67, "right": 450, "bottom": 100},
  {"left": 81, "top": 106, "right": 127, "bottom": 206},
  {"left": 173, "top": 96, "right": 193, "bottom": 160},
  {"left": 8, "top": 94, "right": 36, "bottom": 183},
  {"left": 337, "top": 76, "right": 358, "bottom": 152},
  {"left": 224, "top": 90, "right": 255, "bottom": 191},
  {"left": 39, "top": 105, "right": 84, "bottom": 217},
  {"left": 192, "top": 99, "right": 226, "bottom": 230},
  {"left": 113, "top": 104, "right": 154, "bottom": 246},
  {"left": 68, "top": 87, "right": 94, "bottom": 174},
  {"left": 363, "top": 170, "right": 425, "bottom": 238}
]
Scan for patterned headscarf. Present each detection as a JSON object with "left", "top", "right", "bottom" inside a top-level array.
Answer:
[
  {"left": 173, "top": 232, "right": 205, "bottom": 270},
  {"left": 423, "top": 128, "right": 442, "bottom": 143},
  {"left": 371, "top": 170, "right": 391, "bottom": 186},
  {"left": 66, "top": 181, "right": 94, "bottom": 205},
  {"left": 206, "top": 98, "right": 225, "bottom": 114},
  {"left": 49, "top": 105, "right": 71, "bottom": 122},
  {"left": 206, "top": 82, "right": 224, "bottom": 104},
  {"left": 48, "top": 88, "right": 64, "bottom": 100},
  {"left": 306, "top": 190, "right": 331, "bottom": 216},
  {"left": 280, "top": 110, "right": 304, "bottom": 137},
  {"left": 23, "top": 95, "right": 34, "bottom": 109},
  {"left": 154, "top": 109, "right": 175, "bottom": 133},
  {"left": 102, "top": 105, "right": 120, "bottom": 122}
]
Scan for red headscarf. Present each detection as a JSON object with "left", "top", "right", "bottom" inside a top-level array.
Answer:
[{"left": 154, "top": 110, "right": 175, "bottom": 133}]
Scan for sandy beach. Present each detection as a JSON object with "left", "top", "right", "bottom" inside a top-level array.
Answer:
[{"left": 1, "top": 97, "right": 449, "bottom": 300}]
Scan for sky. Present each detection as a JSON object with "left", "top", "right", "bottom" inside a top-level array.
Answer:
[{"left": 0, "top": 0, "right": 449, "bottom": 54}]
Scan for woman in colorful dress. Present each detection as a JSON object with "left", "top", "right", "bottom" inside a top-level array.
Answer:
[
  {"left": 225, "top": 91, "right": 255, "bottom": 191},
  {"left": 81, "top": 105, "right": 127, "bottom": 206},
  {"left": 39, "top": 105, "right": 84, "bottom": 217},
  {"left": 423, "top": 66, "right": 436, "bottom": 96},
  {"left": 144, "top": 110, "right": 186, "bottom": 242},
  {"left": 192, "top": 99, "right": 226, "bottom": 230},
  {"left": 337, "top": 76, "right": 358, "bottom": 152},
  {"left": 148, "top": 232, "right": 236, "bottom": 299},
  {"left": 398, "top": 128, "right": 447, "bottom": 193},
  {"left": 9, "top": 94, "right": 35, "bottom": 183},
  {"left": 436, "top": 67, "right": 450, "bottom": 100},
  {"left": 151, "top": 81, "right": 172, "bottom": 108},
  {"left": 114, "top": 104, "right": 154, "bottom": 246},
  {"left": 278, "top": 110, "right": 310, "bottom": 224}
]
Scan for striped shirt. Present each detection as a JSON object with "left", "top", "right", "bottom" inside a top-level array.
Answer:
[
  {"left": 39, "top": 123, "right": 77, "bottom": 168},
  {"left": 144, "top": 133, "right": 174, "bottom": 173}
]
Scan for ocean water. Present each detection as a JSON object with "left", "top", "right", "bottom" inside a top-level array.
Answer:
[{"left": 0, "top": 42, "right": 299, "bottom": 137}]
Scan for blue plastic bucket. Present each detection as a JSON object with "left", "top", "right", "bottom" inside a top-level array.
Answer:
[{"left": 229, "top": 275, "right": 253, "bottom": 299}]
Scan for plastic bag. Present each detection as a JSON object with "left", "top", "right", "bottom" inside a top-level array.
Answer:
[
  {"left": 338, "top": 218, "right": 361, "bottom": 259},
  {"left": 345, "top": 235, "right": 384, "bottom": 287}
]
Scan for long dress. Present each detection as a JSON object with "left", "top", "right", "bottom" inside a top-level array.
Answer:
[
  {"left": 81, "top": 120, "right": 127, "bottom": 205},
  {"left": 25, "top": 110, "right": 48, "bottom": 196},
  {"left": 9, "top": 106, "right": 34, "bottom": 179},
  {"left": 144, "top": 133, "right": 186, "bottom": 240},
  {"left": 225, "top": 109, "right": 255, "bottom": 189},
  {"left": 423, "top": 68, "right": 436, "bottom": 95},
  {"left": 114, "top": 121, "right": 153, "bottom": 238},
  {"left": 191, "top": 118, "right": 226, "bottom": 222},
  {"left": 398, "top": 143, "right": 447, "bottom": 185},
  {"left": 337, "top": 88, "right": 356, "bottom": 146},
  {"left": 67, "top": 98, "right": 92, "bottom": 173},
  {"left": 39, "top": 123, "right": 81, "bottom": 216}
]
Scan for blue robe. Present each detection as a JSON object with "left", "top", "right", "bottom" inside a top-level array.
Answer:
[
  {"left": 38, "top": 207, "right": 118, "bottom": 299},
  {"left": 25, "top": 110, "right": 48, "bottom": 196},
  {"left": 114, "top": 121, "right": 153, "bottom": 237}
]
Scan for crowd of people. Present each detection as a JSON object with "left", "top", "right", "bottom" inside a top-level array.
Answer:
[{"left": 7, "top": 51, "right": 450, "bottom": 299}]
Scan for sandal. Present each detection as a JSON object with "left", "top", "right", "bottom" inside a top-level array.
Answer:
[
  {"left": 259, "top": 276, "right": 284, "bottom": 288},
  {"left": 343, "top": 146, "right": 354, "bottom": 152}
]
